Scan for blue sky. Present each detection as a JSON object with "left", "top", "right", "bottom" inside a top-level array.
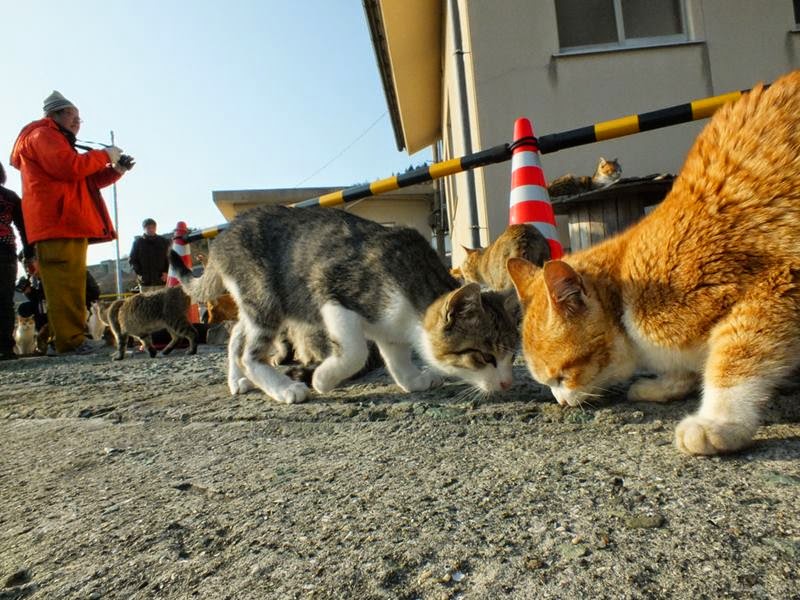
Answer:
[{"left": 2, "top": 1, "right": 430, "bottom": 265}]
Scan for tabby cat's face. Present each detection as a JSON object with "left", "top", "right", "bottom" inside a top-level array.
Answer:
[
  {"left": 423, "top": 284, "right": 519, "bottom": 393},
  {"left": 508, "top": 258, "right": 635, "bottom": 406}
]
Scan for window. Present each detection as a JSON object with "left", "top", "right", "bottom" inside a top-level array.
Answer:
[
  {"left": 794, "top": 0, "right": 800, "bottom": 25},
  {"left": 555, "top": 0, "right": 687, "bottom": 52}
]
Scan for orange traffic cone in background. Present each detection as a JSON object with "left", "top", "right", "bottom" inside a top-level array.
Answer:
[
  {"left": 167, "top": 221, "right": 201, "bottom": 323},
  {"left": 508, "top": 118, "right": 563, "bottom": 259}
]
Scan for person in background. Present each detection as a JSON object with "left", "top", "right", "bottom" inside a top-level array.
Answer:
[
  {"left": 9, "top": 90, "right": 134, "bottom": 355},
  {"left": 0, "top": 161, "right": 33, "bottom": 360},
  {"left": 129, "top": 218, "right": 170, "bottom": 293},
  {"left": 17, "top": 255, "right": 102, "bottom": 337}
]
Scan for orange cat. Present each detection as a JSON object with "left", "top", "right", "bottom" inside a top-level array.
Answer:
[
  {"left": 451, "top": 224, "right": 551, "bottom": 290},
  {"left": 508, "top": 70, "right": 800, "bottom": 456}
]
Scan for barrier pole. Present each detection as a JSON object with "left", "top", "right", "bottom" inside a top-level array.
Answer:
[{"left": 183, "top": 84, "right": 763, "bottom": 243}]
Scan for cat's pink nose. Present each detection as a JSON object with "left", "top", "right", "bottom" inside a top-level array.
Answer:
[{"left": 500, "top": 380, "right": 512, "bottom": 391}]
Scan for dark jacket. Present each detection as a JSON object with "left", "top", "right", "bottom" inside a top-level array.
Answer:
[
  {"left": 0, "top": 185, "right": 33, "bottom": 259},
  {"left": 129, "top": 234, "right": 170, "bottom": 285}
]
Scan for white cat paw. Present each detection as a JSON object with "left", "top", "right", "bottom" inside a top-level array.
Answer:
[
  {"left": 228, "top": 376, "right": 254, "bottom": 396},
  {"left": 628, "top": 375, "right": 695, "bottom": 403},
  {"left": 627, "top": 378, "right": 673, "bottom": 403},
  {"left": 402, "top": 370, "right": 443, "bottom": 392},
  {"left": 278, "top": 382, "right": 309, "bottom": 404},
  {"left": 674, "top": 415, "right": 755, "bottom": 456},
  {"left": 312, "top": 370, "right": 339, "bottom": 395}
]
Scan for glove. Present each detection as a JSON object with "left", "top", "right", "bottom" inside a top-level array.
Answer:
[{"left": 105, "top": 145, "right": 123, "bottom": 163}]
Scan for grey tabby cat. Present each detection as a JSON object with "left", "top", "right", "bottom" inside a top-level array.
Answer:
[
  {"left": 101, "top": 286, "right": 197, "bottom": 361},
  {"left": 547, "top": 157, "right": 622, "bottom": 197},
  {"left": 170, "top": 206, "right": 519, "bottom": 404}
]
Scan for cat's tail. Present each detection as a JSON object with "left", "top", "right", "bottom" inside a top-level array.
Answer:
[{"left": 168, "top": 250, "right": 226, "bottom": 303}]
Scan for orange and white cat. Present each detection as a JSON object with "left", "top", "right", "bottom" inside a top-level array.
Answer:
[
  {"left": 508, "top": 70, "right": 800, "bottom": 456},
  {"left": 13, "top": 315, "right": 36, "bottom": 355}
]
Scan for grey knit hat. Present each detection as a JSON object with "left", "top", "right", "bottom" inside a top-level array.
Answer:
[{"left": 43, "top": 90, "right": 76, "bottom": 114}]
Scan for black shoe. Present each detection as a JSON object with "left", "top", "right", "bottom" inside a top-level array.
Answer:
[{"left": 0, "top": 351, "right": 19, "bottom": 361}]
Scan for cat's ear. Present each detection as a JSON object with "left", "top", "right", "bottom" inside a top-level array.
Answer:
[
  {"left": 443, "top": 283, "right": 484, "bottom": 328},
  {"left": 502, "top": 289, "right": 522, "bottom": 322},
  {"left": 461, "top": 245, "right": 478, "bottom": 255},
  {"left": 599, "top": 156, "right": 607, "bottom": 164},
  {"left": 543, "top": 261, "right": 586, "bottom": 317},
  {"left": 507, "top": 257, "right": 540, "bottom": 306}
]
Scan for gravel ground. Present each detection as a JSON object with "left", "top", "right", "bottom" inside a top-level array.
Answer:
[{"left": 0, "top": 343, "right": 798, "bottom": 599}]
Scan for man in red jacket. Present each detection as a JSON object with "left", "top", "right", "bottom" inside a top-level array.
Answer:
[{"left": 10, "top": 91, "right": 134, "bottom": 355}]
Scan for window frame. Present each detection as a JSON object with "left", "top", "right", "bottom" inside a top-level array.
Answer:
[{"left": 555, "top": 0, "right": 690, "bottom": 55}]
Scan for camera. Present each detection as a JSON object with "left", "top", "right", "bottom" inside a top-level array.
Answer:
[{"left": 117, "top": 154, "right": 135, "bottom": 170}]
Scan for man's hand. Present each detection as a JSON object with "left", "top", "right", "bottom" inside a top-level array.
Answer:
[{"left": 105, "top": 146, "right": 123, "bottom": 163}]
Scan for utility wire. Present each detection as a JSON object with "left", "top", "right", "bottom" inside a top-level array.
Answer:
[{"left": 294, "top": 111, "right": 388, "bottom": 187}]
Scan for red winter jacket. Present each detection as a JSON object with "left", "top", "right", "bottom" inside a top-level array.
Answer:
[{"left": 9, "top": 118, "right": 120, "bottom": 244}]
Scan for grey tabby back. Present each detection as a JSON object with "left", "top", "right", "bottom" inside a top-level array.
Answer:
[
  {"left": 101, "top": 286, "right": 197, "bottom": 361},
  {"left": 171, "top": 205, "right": 519, "bottom": 404}
]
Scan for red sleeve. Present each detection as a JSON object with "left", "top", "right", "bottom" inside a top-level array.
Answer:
[
  {"left": 29, "top": 127, "right": 110, "bottom": 181},
  {"left": 89, "top": 166, "right": 123, "bottom": 189}
]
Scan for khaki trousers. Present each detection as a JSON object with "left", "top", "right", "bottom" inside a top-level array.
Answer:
[{"left": 37, "top": 238, "right": 88, "bottom": 353}]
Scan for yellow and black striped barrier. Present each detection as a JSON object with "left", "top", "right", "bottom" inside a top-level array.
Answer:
[
  {"left": 183, "top": 84, "right": 762, "bottom": 243},
  {"left": 536, "top": 88, "right": 752, "bottom": 153}
]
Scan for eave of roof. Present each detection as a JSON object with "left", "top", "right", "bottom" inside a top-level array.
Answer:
[{"left": 362, "top": 0, "right": 443, "bottom": 154}]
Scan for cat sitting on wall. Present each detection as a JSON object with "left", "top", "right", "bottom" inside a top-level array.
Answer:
[
  {"left": 507, "top": 70, "right": 800, "bottom": 456},
  {"left": 170, "top": 206, "right": 520, "bottom": 404},
  {"left": 547, "top": 157, "right": 621, "bottom": 197}
]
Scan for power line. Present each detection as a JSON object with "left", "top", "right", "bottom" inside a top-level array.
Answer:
[{"left": 294, "top": 111, "right": 388, "bottom": 187}]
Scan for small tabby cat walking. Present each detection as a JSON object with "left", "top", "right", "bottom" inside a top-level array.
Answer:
[
  {"left": 101, "top": 286, "right": 197, "bottom": 360},
  {"left": 170, "top": 206, "right": 519, "bottom": 404},
  {"left": 451, "top": 224, "right": 551, "bottom": 291},
  {"left": 547, "top": 157, "right": 621, "bottom": 197},
  {"left": 508, "top": 70, "right": 800, "bottom": 456}
]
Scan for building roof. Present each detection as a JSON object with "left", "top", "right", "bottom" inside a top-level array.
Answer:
[
  {"left": 363, "top": 0, "right": 443, "bottom": 154},
  {"left": 212, "top": 182, "right": 434, "bottom": 221}
]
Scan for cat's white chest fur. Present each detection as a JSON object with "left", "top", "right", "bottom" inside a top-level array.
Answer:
[{"left": 622, "top": 307, "right": 707, "bottom": 375}]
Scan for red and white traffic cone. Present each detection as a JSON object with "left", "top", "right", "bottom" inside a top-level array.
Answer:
[
  {"left": 167, "top": 221, "right": 200, "bottom": 323},
  {"left": 508, "top": 117, "right": 563, "bottom": 259}
]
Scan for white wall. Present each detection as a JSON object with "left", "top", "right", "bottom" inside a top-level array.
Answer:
[{"left": 444, "top": 0, "right": 799, "bottom": 248}]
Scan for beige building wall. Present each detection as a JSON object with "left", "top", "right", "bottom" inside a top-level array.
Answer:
[
  {"left": 440, "top": 0, "right": 800, "bottom": 258},
  {"left": 212, "top": 184, "right": 434, "bottom": 241}
]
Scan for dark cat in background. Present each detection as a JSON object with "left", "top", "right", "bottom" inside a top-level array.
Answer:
[
  {"left": 171, "top": 206, "right": 519, "bottom": 404},
  {"left": 100, "top": 286, "right": 197, "bottom": 361}
]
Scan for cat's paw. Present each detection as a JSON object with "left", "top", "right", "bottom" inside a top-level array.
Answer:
[
  {"left": 277, "top": 382, "right": 309, "bottom": 404},
  {"left": 311, "top": 369, "right": 340, "bottom": 395},
  {"left": 674, "top": 415, "right": 756, "bottom": 456},
  {"left": 228, "top": 376, "right": 254, "bottom": 396},
  {"left": 403, "top": 370, "right": 443, "bottom": 392},
  {"left": 628, "top": 375, "right": 695, "bottom": 403},
  {"left": 269, "top": 342, "right": 289, "bottom": 367},
  {"left": 627, "top": 378, "right": 674, "bottom": 402}
]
